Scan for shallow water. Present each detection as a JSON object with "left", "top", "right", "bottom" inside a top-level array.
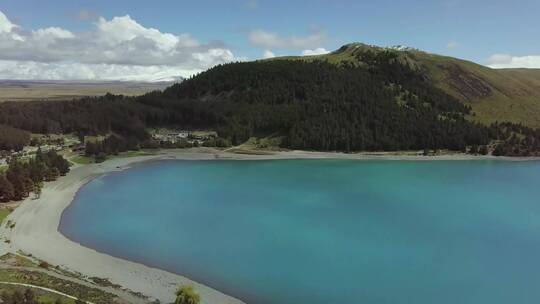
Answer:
[{"left": 60, "top": 160, "right": 540, "bottom": 304}]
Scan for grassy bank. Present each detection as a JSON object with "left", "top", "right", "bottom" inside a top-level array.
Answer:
[
  {"left": 0, "top": 267, "right": 116, "bottom": 304},
  {"left": 0, "top": 209, "right": 11, "bottom": 225},
  {"left": 70, "top": 150, "right": 158, "bottom": 165},
  {"left": 0, "top": 283, "right": 76, "bottom": 304}
]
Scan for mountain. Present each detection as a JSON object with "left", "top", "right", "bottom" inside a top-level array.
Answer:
[
  {"left": 157, "top": 48, "right": 489, "bottom": 151},
  {"left": 270, "top": 43, "right": 540, "bottom": 128},
  {"left": 0, "top": 43, "right": 539, "bottom": 156}
]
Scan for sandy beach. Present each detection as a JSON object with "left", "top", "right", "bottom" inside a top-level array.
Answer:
[
  {"left": 0, "top": 150, "right": 247, "bottom": 304},
  {"left": 0, "top": 148, "right": 537, "bottom": 303}
]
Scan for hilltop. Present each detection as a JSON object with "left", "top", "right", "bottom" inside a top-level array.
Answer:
[{"left": 269, "top": 43, "right": 540, "bottom": 128}]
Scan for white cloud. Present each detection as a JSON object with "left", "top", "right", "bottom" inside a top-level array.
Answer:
[
  {"left": 302, "top": 48, "right": 329, "bottom": 56},
  {"left": 262, "top": 50, "right": 275, "bottom": 59},
  {"left": 0, "top": 11, "right": 16, "bottom": 33},
  {"left": 0, "top": 10, "right": 239, "bottom": 81},
  {"left": 249, "top": 29, "right": 326, "bottom": 50},
  {"left": 446, "top": 41, "right": 459, "bottom": 49},
  {"left": 95, "top": 15, "right": 184, "bottom": 52},
  {"left": 192, "top": 48, "right": 236, "bottom": 67},
  {"left": 33, "top": 27, "right": 75, "bottom": 40},
  {"left": 487, "top": 54, "right": 513, "bottom": 65},
  {"left": 0, "top": 60, "right": 197, "bottom": 82},
  {"left": 487, "top": 54, "right": 540, "bottom": 69}
]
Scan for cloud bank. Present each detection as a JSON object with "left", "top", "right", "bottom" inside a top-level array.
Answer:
[
  {"left": 0, "top": 11, "right": 239, "bottom": 81},
  {"left": 487, "top": 53, "right": 540, "bottom": 69},
  {"left": 262, "top": 50, "right": 276, "bottom": 59},
  {"left": 249, "top": 29, "right": 329, "bottom": 59},
  {"left": 302, "top": 48, "right": 330, "bottom": 56}
]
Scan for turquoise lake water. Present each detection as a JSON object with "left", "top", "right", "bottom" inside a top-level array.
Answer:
[{"left": 60, "top": 160, "right": 540, "bottom": 304}]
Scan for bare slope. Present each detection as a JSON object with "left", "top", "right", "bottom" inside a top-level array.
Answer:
[{"left": 412, "top": 53, "right": 540, "bottom": 128}]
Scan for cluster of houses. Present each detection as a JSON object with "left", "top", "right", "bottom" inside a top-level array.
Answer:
[
  {"left": 0, "top": 130, "right": 221, "bottom": 168},
  {"left": 151, "top": 129, "right": 217, "bottom": 145},
  {"left": 1, "top": 134, "right": 83, "bottom": 163}
]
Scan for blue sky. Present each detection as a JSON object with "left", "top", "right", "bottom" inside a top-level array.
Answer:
[{"left": 0, "top": 0, "right": 538, "bottom": 80}]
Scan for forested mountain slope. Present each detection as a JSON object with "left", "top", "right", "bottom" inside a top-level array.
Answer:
[
  {"left": 158, "top": 55, "right": 490, "bottom": 151},
  {"left": 275, "top": 43, "right": 540, "bottom": 128},
  {"left": 0, "top": 43, "right": 539, "bottom": 156}
]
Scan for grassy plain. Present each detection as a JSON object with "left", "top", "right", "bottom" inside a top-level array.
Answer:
[
  {"left": 0, "top": 209, "right": 11, "bottom": 225},
  {"left": 0, "top": 80, "right": 171, "bottom": 102}
]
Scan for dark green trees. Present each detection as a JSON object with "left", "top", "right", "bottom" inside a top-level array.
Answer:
[
  {"left": 0, "top": 125, "right": 31, "bottom": 151},
  {"left": 479, "top": 145, "right": 489, "bottom": 155},
  {"left": 0, "top": 150, "right": 70, "bottom": 202},
  {"left": 0, "top": 288, "right": 38, "bottom": 304},
  {"left": 84, "top": 135, "right": 138, "bottom": 162},
  {"left": 0, "top": 175, "right": 15, "bottom": 202}
]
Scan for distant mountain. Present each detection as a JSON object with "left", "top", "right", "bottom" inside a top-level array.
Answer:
[{"left": 270, "top": 43, "right": 540, "bottom": 128}]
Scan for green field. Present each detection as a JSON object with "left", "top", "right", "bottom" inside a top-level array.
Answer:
[
  {"left": 108, "top": 150, "right": 157, "bottom": 159},
  {"left": 0, "top": 209, "right": 11, "bottom": 224},
  {"left": 0, "top": 267, "right": 116, "bottom": 304},
  {"left": 70, "top": 150, "right": 157, "bottom": 165},
  {"left": 0, "top": 284, "right": 76, "bottom": 304},
  {"left": 69, "top": 155, "right": 95, "bottom": 165}
]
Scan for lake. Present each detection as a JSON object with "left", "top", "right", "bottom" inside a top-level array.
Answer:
[{"left": 60, "top": 159, "right": 540, "bottom": 304}]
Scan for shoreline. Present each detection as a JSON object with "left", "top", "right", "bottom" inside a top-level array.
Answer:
[
  {"left": 0, "top": 148, "right": 539, "bottom": 303},
  {"left": 0, "top": 150, "right": 248, "bottom": 304}
]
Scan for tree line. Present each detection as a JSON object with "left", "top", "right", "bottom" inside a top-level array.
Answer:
[
  {"left": 83, "top": 133, "right": 232, "bottom": 162},
  {"left": 0, "top": 124, "right": 31, "bottom": 151},
  {"left": 0, "top": 149, "right": 70, "bottom": 202}
]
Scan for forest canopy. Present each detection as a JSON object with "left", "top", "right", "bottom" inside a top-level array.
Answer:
[
  {"left": 0, "top": 125, "right": 31, "bottom": 151},
  {"left": 0, "top": 149, "right": 70, "bottom": 202}
]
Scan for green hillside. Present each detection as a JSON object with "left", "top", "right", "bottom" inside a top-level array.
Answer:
[
  {"left": 270, "top": 43, "right": 540, "bottom": 128},
  {"left": 1, "top": 43, "right": 540, "bottom": 156},
  {"left": 412, "top": 53, "right": 540, "bottom": 128}
]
